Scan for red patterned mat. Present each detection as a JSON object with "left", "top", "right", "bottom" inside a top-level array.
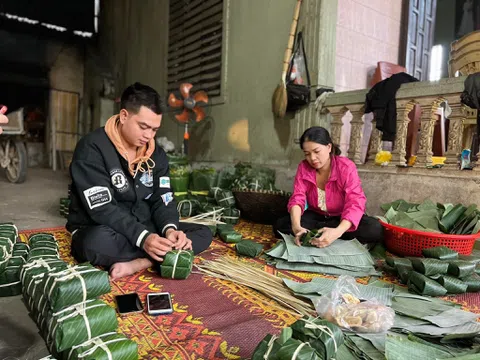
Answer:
[{"left": 19, "top": 221, "right": 480, "bottom": 359}]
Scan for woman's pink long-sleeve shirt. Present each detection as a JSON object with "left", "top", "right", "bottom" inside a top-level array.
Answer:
[{"left": 287, "top": 155, "right": 366, "bottom": 231}]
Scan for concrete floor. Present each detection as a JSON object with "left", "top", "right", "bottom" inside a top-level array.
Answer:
[{"left": 0, "top": 167, "right": 70, "bottom": 360}]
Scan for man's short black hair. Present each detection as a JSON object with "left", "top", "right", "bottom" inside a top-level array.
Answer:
[{"left": 120, "top": 82, "right": 163, "bottom": 115}]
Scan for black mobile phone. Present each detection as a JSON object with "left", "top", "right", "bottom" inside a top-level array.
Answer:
[
  {"left": 147, "top": 292, "right": 173, "bottom": 315},
  {"left": 115, "top": 293, "right": 144, "bottom": 314}
]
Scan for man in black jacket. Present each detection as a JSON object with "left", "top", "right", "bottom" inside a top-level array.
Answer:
[{"left": 67, "top": 82, "right": 212, "bottom": 279}]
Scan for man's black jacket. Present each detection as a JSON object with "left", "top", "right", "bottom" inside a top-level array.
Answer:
[{"left": 66, "top": 127, "right": 179, "bottom": 249}]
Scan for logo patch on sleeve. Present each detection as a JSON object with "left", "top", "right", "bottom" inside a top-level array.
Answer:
[
  {"left": 83, "top": 186, "right": 112, "bottom": 209},
  {"left": 161, "top": 192, "right": 173, "bottom": 206},
  {"left": 110, "top": 169, "right": 129, "bottom": 192},
  {"left": 159, "top": 176, "right": 171, "bottom": 188}
]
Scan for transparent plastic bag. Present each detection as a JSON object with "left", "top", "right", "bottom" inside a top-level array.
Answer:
[{"left": 313, "top": 276, "right": 395, "bottom": 333}]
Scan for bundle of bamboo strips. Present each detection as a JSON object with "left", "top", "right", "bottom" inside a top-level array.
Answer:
[
  {"left": 195, "top": 257, "right": 315, "bottom": 317},
  {"left": 180, "top": 208, "right": 225, "bottom": 226}
]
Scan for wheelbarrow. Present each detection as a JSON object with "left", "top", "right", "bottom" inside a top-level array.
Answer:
[{"left": 0, "top": 107, "right": 28, "bottom": 183}]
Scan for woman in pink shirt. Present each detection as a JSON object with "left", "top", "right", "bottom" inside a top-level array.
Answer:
[{"left": 274, "top": 126, "right": 383, "bottom": 247}]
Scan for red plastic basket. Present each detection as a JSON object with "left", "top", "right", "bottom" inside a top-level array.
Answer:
[{"left": 380, "top": 220, "right": 480, "bottom": 257}]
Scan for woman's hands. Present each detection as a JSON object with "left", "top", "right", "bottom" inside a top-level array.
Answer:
[
  {"left": 309, "top": 227, "right": 343, "bottom": 248},
  {"left": 292, "top": 224, "right": 309, "bottom": 246}
]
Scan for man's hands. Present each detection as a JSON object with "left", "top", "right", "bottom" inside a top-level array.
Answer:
[
  {"left": 166, "top": 228, "right": 192, "bottom": 251},
  {"left": 143, "top": 233, "right": 174, "bottom": 262},
  {"left": 143, "top": 230, "right": 192, "bottom": 262}
]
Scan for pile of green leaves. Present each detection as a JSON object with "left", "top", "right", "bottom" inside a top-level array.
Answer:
[
  {"left": 380, "top": 199, "right": 480, "bottom": 235},
  {"left": 231, "top": 162, "right": 277, "bottom": 191}
]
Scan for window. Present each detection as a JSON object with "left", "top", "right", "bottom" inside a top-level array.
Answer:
[
  {"left": 167, "top": 0, "right": 226, "bottom": 99},
  {"left": 429, "top": 45, "right": 443, "bottom": 81}
]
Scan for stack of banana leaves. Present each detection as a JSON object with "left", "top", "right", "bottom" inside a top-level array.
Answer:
[
  {"left": 265, "top": 233, "right": 378, "bottom": 277},
  {"left": 19, "top": 232, "right": 138, "bottom": 359},
  {"left": 380, "top": 199, "right": 480, "bottom": 235},
  {"left": 281, "top": 277, "right": 480, "bottom": 359},
  {"left": 385, "top": 246, "right": 480, "bottom": 296},
  {"left": 0, "top": 223, "right": 29, "bottom": 297}
]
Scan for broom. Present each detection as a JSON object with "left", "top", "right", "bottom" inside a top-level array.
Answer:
[{"left": 272, "top": 0, "right": 303, "bottom": 118}]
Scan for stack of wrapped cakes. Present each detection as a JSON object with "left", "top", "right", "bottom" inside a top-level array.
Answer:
[{"left": 21, "top": 232, "right": 138, "bottom": 360}]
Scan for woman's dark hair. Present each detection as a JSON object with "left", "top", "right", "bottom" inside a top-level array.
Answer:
[{"left": 299, "top": 126, "right": 341, "bottom": 155}]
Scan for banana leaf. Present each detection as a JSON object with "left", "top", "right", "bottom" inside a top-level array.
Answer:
[
  {"left": 251, "top": 334, "right": 283, "bottom": 360},
  {"left": 214, "top": 165, "right": 237, "bottom": 190},
  {"left": 235, "top": 240, "right": 263, "bottom": 258},
  {"left": 396, "top": 264, "right": 412, "bottom": 284},
  {"left": 439, "top": 204, "right": 467, "bottom": 233},
  {"left": 448, "top": 260, "right": 476, "bottom": 278},
  {"left": 344, "top": 335, "right": 385, "bottom": 360},
  {"left": 221, "top": 207, "right": 240, "bottom": 225},
  {"left": 290, "top": 317, "right": 343, "bottom": 360},
  {"left": 0, "top": 230, "right": 17, "bottom": 241},
  {"left": 231, "top": 162, "right": 276, "bottom": 191},
  {"left": 0, "top": 238, "right": 14, "bottom": 273},
  {"left": 30, "top": 237, "right": 58, "bottom": 250},
  {"left": 391, "top": 212, "right": 416, "bottom": 228},
  {"left": 201, "top": 204, "right": 223, "bottom": 215},
  {"left": 385, "top": 335, "right": 451, "bottom": 360},
  {"left": 455, "top": 213, "right": 479, "bottom": 235},
  {"left": 407, "top": 271, "right": 448, "bottom": 296},
  {"left": 170, "top": 175, "right": 190, "bottom": 193},
  {"left": 190, "top": 167, "right": 217, "bottom": 192},
  {"left": 275, "top": 338, "right": 322, "bottom": 360},
  {"left": 214, "top": 189, "right": 236, "bottom": 208},
  {"left": 21, "top": 259, "right": 67, "bottom": 296},
  {"left": 461, "top": 273, "right": 480, "bottom": 292},
  {"left": 386, "top": 257, "right": 412, "bottom": 268},
  {"left": 46, "top": 299, "right": 118, "bottom": 352},
  {"left": 208, "top": 186, "right": 222, "bottom": 199},
  {"left": 276, "top": 259, "right": 379, "bottom": 277},
  {"left": 384, "top": 207, "right": 398, "bottom": 222},
  {"left": 382, "top": 200, "right": 416, "bottom": 212},
  {"left": 29, "top": 233, "right": 56, "bottom": 247},
  {"left": 0, "top": 245, "right": 29, "bottom": 296},
  {"left": 206, "top": 224, "right": 217, "bottom": 236},
  {"left": 217, "top": 223, "right": 234, "bottom": 235},
  {"left": 430, "top": 275, "right": 468, "bottom": 294},
  {"left": 43, "top": 264, "right": 111, "bottom": 312},
  {"left": 472, "top": 220, "right": 480, "bottom": 234},
  {"left": 63, "top": 333, "right": 138, "bottom": 360},
  {"left": 176, "top": 199, "right": 201, "bottom": 218},
  {"left": 161, "top": 250, "right": 194, "bottom": 279},
  {"left": 422, "top": 246, "right": 458, "bottom": 260},
  {"left": 0, "top": 266, "right": 22, "bottom": 296},
  {"left": 0, "top": 223, "right": 17, "bottom": 233},
  {"left": 219, "top": 230, "right": 242, "bottom": 244},
  {"left": 28, "top": 247, "right": 59, "bottom": 260},
  {"left": 411, "top": 258, "right": 448, "bottom": 276},
  {"left": 300, "top": 230, "right": 320, "bottom": 247}
]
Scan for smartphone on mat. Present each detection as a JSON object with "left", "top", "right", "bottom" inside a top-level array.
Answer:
[
  {"left": 147, "top": 292, "right": 173, "bottom": 315},
  {"left": 115, "top": 293, "right": 144, "bottom": 314}
]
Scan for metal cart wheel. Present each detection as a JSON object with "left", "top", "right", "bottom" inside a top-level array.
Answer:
[{"left": 1, "top": 138, "right": 27, "bottom": 183}]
